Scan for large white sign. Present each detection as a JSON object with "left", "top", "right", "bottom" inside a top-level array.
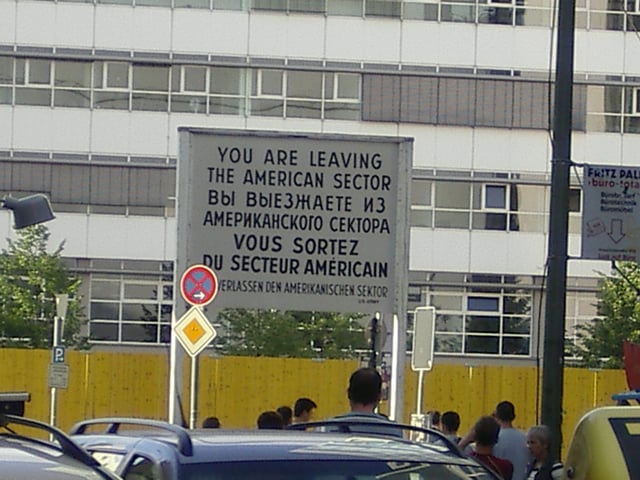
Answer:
[
  {"left": 582, "top": 164, "right": 640, "bottom": 261},
  {"left": 177, "top": 129, "right": 412, "bottom": 313}
]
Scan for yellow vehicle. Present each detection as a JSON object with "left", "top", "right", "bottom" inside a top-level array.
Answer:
[{"left": 563, "top": 406, "right": 640, "bottom": 480}]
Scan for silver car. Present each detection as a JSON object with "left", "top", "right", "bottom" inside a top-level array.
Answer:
[{"left": 0, "top": 414, "right": 121, "bottom": 480}]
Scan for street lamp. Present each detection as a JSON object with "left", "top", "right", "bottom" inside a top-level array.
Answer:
[{"left": 2, "top": 194, "right": 55, "bottom": 229}]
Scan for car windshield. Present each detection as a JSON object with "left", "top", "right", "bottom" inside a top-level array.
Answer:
[{"left": 182, "top": 460, "right": 494, "bottom": 480}]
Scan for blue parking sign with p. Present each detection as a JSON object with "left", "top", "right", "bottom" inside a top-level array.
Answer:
[{"left": 52, "top": 345, "right": 65, "bottom": 364}]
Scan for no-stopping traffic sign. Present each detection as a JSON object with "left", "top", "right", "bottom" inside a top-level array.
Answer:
[{"left": 180, "top": 264, "right": 219, "bottom": 306}]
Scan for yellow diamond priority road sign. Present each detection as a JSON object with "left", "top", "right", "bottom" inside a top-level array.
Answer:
[{"left": 174, "top": 306, "right": 216, "bottom": 357}]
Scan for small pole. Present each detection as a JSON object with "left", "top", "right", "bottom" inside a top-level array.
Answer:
[
  {"left": 189, "top": 356, "right": 199, "bottom": 429},
  {"left": 416, "top": 369, "right": 424, "bottom": 415},
  {"left": 49, "top": 315, "right": 60, "bottom": 427}
]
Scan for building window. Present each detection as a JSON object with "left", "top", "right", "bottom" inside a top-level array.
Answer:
[
  {"left": 286, "top": 70, "right": 323, "bottom": 119},
  {"left": 565, "top": 288, "right": 601, "bottom": 360},
  {"left": 54, "top": 60, "right": 92, "bottom": 108},
  {"left": 89, "top": 272, "right": 173, "bottom": 345},
  {"left": 424, "top": 277, "right": 532, "bottom": 357},
  {"left": 569, "top": 188, "right": 582, "bottom": 212},
  {"left": 94, "top": 62, "right": 131, "bottom": 110},
  {"left": 484, "top": 185, "right": 507, "bottom": 209},
  {"left": 410, "top": 179, "right": 433, "bottom": 227},
  {"left": 632, "top": 87, "right": 640, "bottom": 115},
  {"left": 209, "top": 66, "right": 246, "bottom": 115},
  {"left": 251, "top": 69, "right": 285, "bottom": 117},
  {"left": 433, "top": 180, "right": 472, "bottom": 229},
  {"left": 171, "top": 65, "right": 208, "bottom": 114},
  {"left": 0, "top": 57, "right": 12, "bottom": 105},
  {"left": 366, "top": 0, "right": 402, "bottom": 17},
  {"left": 15, "top": 58, "right": 52, "bottom": 106},
  {"left": 131, "top": 64, "right": 170, "bottom": 112},
  {"left": 324, "top": 72, "right": 360, "bottom": 120}
]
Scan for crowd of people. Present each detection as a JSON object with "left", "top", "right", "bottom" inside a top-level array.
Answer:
[
  {"left": 202, "top": 367, "right": 563, "bottom": 480},
  {"left": 429, "top": 400, "right": 563, "bottom": 480}
]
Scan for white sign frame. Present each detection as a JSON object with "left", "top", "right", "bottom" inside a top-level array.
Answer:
[
  {"left": 581, "top": 163, "right": 640, "bottom": 262},
  {"left": 176, "top": 128, "right": 411, "bottom": 314}
]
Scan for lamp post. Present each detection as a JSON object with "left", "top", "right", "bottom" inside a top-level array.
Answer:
[
  {"left": 542, "top": 0, "right": 576, "bottom": 459},
  {"left": 2, "top": 194, "right": 55, "bottom": 229}
]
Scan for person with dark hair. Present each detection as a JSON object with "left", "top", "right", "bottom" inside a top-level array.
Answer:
[
  {"left": 276, "top": 406, "right": 293, "bottom": 426},
  {"left": 525, "top": 425, "right": 563, "bottom": 480},
  {"left": 493, "top": 401, "right": 531, "bottom": 480},
  {"left": 330, "top": 367, "right": 401, "bottom": 436},
  {"left": 465, "top": 416, "right": 514, "bottom": 480},
  {"left": 346, "top": 367, "right": 383, "bottom": 408},
  {"left": 201, "top": 416, "right": 221, "bottom": 428},
  {"left": 441, "top": 411, "right": 461, "bottom": 443},
  {"left": 257, "top": 411, "right": 284, "bottom": 430},
  {"left": 427, "top": 410, "right": 441, "bottom": 430},
  {"left": 293, "top": 397, "right": 317, "bottom": 424}
]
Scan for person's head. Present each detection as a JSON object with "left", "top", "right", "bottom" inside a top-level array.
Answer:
[
  {"left": 257, "top": 411, "right": 284, "bottom": 430},
  {"left": 494, "top": 400, "right": 516, "bottom": 424},
  {"left": 474, "top": 416, "right": 501, "bottom": 447},
  {"left": 276, "top": 406, "right": 293, "bottom": 426},
  {"left": 441, "top": 411, "right": 460, "bottom": 434},
  {"left": 293, "top": 398, "right": 317, "bottom": 422},
  {"left": 427, "top": 410, "right": 441, "bottom": 429},
  {"left": 201, "top": 416, "right": 221, "bottom": 428},
  {"left": 347, "top": 367, "right": 382, "bottom": 410},
  {"left": 527, "top": 425, "right": 551, "bottom": 460}
]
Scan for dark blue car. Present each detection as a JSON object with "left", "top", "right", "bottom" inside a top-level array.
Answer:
[{"left": 70, "top": 417, "right": 497, "bottom": 480}]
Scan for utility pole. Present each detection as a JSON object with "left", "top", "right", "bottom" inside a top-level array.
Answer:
[{"left": 542, "top": 0, "right": 576, "bottom": 460}]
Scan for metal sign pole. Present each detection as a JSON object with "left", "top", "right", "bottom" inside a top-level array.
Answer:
[
  {"left": 168, "top": 312, "right": 184, "bottom": 424},
  {"left": 49, "top": 315, "right": 60, "bottom": 427},
  {"left": 416, "top": 369, "right": 425, "bottom": 415},
  {"left": 189, "top": 356, "right": 199, "bottom": 429}
]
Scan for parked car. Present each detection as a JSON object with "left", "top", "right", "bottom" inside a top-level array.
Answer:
[
  {"left": 0, "top": 413, "right": 121, "bottom": 480},
  {"left": 563, "top": 405, "right": 640, "bottom": 480},
  {"left": 70, "top": 417, "right": 498, "bottom": 480}
]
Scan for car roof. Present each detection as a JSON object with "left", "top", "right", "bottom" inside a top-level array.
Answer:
[
  {"left": 0, "top": 436, "right": 107, "bottom": 480},
  {"left": 72, "top": 422, "right": 477, "bottom": 466},
  {"left": 0, "top": 414, "right": 121, "bottom": 480}
]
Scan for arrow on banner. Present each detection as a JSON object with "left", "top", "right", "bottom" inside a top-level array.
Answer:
[{"left": 607, "top": 219, "right": 625, "bottom": 244}]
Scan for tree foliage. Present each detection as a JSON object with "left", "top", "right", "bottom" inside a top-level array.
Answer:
[
  {"left": 217, "top": 309, "right": 368, "bottom": 359},
  {"left": 0, "top": 225, "right": 85, "bottom": 348},
  {"left": 570, "top": 262, "right": 640, "bottom": 368}
]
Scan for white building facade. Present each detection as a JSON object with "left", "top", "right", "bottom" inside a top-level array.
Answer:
[{"left": 1, "top": 0, "right": 631, "bottom": 363}]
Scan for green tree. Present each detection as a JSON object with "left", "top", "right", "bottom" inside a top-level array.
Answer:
[
  {"left": 571, "top": 262, "right": 640, "bottom": 368},
  {"left": 0, "top": 225, "right": 84, "bottom": 348},
  {"left": 217, "top": 309, "right": 367, "bottom": 358}
]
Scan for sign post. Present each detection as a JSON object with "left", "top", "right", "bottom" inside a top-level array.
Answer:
[
  {"left": 49, "top": 294, "right": 69, "bottom": 428},
  {"left": 174, "top": 264, "right": 219, "bottom": 428},
  {"left": 411, "top": 307, "right": 436, "bottom": 417}
]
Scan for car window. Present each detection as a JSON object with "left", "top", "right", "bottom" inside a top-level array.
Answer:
[
  {"left": 182, "top": 460, "right": 494, "bottom": 480},
  {"left": 610, "top": 417, "right": 640, "bottom": 478},
  {"left": 91, "top": 450, "right": 127, "bottom": 472},
  {"left": 124, "top": 454, "right": 163, "bottom": 480}
]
